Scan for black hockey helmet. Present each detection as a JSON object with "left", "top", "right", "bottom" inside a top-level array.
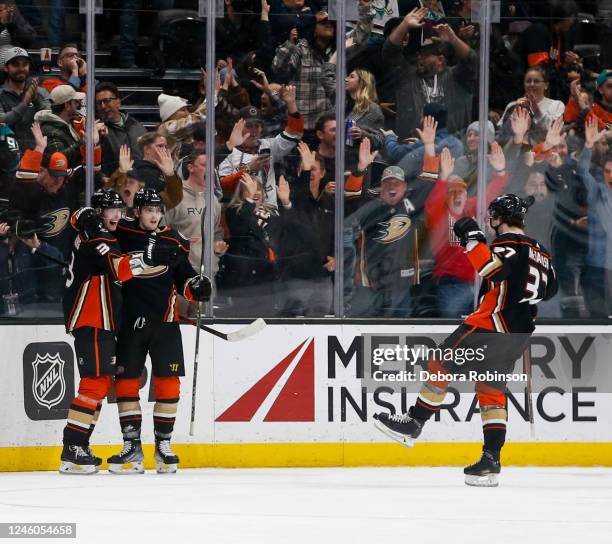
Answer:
[
  {"left": 487, "top": 194, "right": 533, "bottom": 224},
  {"left": 133, "top": 188, "right": 163, "bottom": 210},
  {"left": 91, "top": 189, "right": 124, "bottom": 210}
]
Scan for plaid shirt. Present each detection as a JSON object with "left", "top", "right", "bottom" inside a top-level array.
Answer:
[{"left": 272, "top": 38, "right": 336, "bottom": 130}]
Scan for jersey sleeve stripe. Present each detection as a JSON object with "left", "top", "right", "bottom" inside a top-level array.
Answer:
[
  {"left": 480, "top": 257, "right": 503, "bottom": 278},
  {"left": 99, "top": 277, "right": 111, "bottom": 331},
  {"left": 67, "top": 277, "right": 90, "bottom": 332},
  {"left": 466, "top": 243, "right": 503, "bottom": 277}
]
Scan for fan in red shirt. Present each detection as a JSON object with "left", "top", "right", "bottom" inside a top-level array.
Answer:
[{"left": 423, "top": 144, "right": 509, "bottom": 317}]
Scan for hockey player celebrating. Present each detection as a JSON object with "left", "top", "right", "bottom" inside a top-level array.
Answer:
[
  {"left": 60, "top": 189, "right": 168, "bottom": 474},
  {"left": 107, "top": 188, "right": 211, "bottom": 474},
  {"left": 373, "top": 193, "right": 558, "bottom": 486}
]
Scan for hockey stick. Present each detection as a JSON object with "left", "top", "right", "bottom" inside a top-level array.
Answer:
[
  {"left": 189, "top": 303, "right": 203, "bottom": 436},
  {"left": 522, "top": 343, "right": 536, "bottom": 438},
  {"left": 183, "top": 317, "right": 267, "bottom": 342},
  {"left": 189, "top": 182, "right": 207, "bottom": 437}
]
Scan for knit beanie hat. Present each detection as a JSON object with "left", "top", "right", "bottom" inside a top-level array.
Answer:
[
  {"left": 158, "top": 93, "right": 188, "bottom": 122},
  {"left": 467, "top": 120, "right": 495, "bottom": 144}
]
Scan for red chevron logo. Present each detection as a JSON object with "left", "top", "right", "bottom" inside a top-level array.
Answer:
[{"left": 216, "top": 338, "right": 315, "bottom": 422}]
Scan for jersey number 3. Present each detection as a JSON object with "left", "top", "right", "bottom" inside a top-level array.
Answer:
[{"left": 520, "top": 264, "right": 548, "bottom": 304}]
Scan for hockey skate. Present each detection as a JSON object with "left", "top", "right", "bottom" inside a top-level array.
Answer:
[
  {"left": 86, "top": 446, "right": 102, "bottom": 466},
  {"left": 154, "top": 440, "right": 179, "bottom": 474},
  {"left": 373, "top": 408, "right": 424, "bottom": 447},
  {"left": 59, "top": 444, "right": 100, "bottom": 474},
  {"left": 107, "top": 439, "right": 144, "bottom": 474},
  {"left": 464, "top": 450, "right": 501, "bottom": 487}
]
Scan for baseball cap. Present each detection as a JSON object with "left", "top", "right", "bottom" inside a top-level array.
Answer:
[
  {"left": 596, "top": 70, "right": 612, "bottom": 88},
  {"left": 44, "top": 152, "right": 69, "bottom": 177},
  {"left": 380, "top": 165, "right": 405, "bottom": 183},
  {"left": 2, "top": 46, "right": 30, "bottom": 65},
  {"left": 238, "top": 106, "right": 263, "bottom": 124},
  {"left": 316, "top": 11, "right": 330, "bottom": 23},
  {"left": 50, "top": 85, "right": 86, "bottom": 105}
]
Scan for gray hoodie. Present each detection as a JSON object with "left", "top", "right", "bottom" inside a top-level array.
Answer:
[{"left": 163, "top": 181, "right": 223, "bottom": 274}]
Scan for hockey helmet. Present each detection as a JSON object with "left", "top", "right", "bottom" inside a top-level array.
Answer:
[
  {"left": 133, "top": 188, "right": 163, "bottom": 210},
  {"left": 487, "top": 194, "right": 532, "bottom": 223},
  {"left": 91, "top": 189, "right": 124, "bottom": 210}
]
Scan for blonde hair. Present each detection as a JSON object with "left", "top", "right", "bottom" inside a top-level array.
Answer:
[
  {"left": 351, "top": 69, "right": 379, "bottom": 113},
  {"left": 228, "top": 175, "right": 276, "bottom": 214}
]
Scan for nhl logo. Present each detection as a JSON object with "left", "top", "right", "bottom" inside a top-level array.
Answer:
[
  {"left": 31, "top": 352, "right": 66, "bottom": 409},
  {"left": 23, "top": 342, "right": 74, "bottom": 420}
]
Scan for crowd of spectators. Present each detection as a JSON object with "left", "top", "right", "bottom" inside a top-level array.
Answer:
[{"left": 0, "top": 0, "right": 611, "bottom": 320}]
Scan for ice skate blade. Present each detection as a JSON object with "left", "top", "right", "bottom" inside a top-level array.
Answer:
[
  {"left": 373, "top": 419, "right": 415, "bottom": 448},
  {"left": 59, "top": 461, "right": 99, "bottom": 475},
  {"left": 155, "top": 461, "right": 178, "bottom": 474},
  {"left": 108, "top": 461, "right": 144, "bottom": 474},
  {"left": 465, "top": 473, "right": 499, "bottom": 487}
]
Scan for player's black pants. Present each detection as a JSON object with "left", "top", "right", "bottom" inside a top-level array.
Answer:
[
  {"left": 116, "top": 320, "right": 185, "bottom": 379},
  {"left": 413, "top": 324, "right": 531, "bottom": 453}
]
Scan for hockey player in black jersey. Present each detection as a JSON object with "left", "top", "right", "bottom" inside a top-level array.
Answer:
[
  {"left": 60, "top": 190, "right": 168, "bottom": 474},
  {"left": 374, "top": 194, "right": 558, "bottom": 486},
  {"left": 107, "top": 188, "right": 211, "bottom": 474}
]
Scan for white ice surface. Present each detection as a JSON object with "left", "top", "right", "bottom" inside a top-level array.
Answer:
[{"left": 1, "top": 467, "right": 611, "bottom": 544}]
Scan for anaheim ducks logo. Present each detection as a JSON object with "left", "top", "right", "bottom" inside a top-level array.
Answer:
[
  {"left": 131, "top": 251, "right": 168, "bottom": 278},
  {"left": 373, "top": 214, "right": 412, "bottom": 244},
  {"left": 40, "top": 208, "right": 70, "bottom": 237}
]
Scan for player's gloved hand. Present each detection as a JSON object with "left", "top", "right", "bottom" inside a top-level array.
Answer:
[
  {"left": 186, "top": 275, "right": 212, "bottom": 302},
  {"left": 74, "top": 207, "right": 103, "bottom": 240},
  {"left": 142, "top": 237, "right": 180, "bottom": 267},
  {"left": 453, "top": 217, "right": 486, "bottom": 247}
]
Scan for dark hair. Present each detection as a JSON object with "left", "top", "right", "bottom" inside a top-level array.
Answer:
[
  {"left": 551, "top": 0, "right": 578, "bottom": 21},
  {"left": 95, "top": 81, "right": 120, "bottom": 98},
  {"left": 604, "top": 153, "right": 612, "bottom": 165},
  {"left": 315, "top": 111, "right": 335, "bottom": 134},
  {"left": 383, "top": 17, "right": 403, "bottom": 38},
  {"left": 51, "top": 103, "right": 65, "bottom": 115},
  {"left": 184, "top": 151, "right": 205, "bottom": 167},
  {"left": 417, "top": 42, "right": 445, "bottom": 58},
  {"left": 182, "top": 151, "right": 205, "bottom": 179},
  {"left": 193, "top": 122, "right": 206, "bottom": 142},
  {"left": 59, "top": 42, "right": 79, "bottom": 56},
  {"left": 505, "top": 216, "right": 525, "bottom": 228},
  {"left": 422, "top": 102, "right": 448, "bottom": 130}
]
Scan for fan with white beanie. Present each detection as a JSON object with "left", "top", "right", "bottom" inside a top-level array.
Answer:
[
  {"left": 157, "top": 92, "right": 207, "bottom": 155},
  {"left": 158, "top": 93, "right": 189, "bottom": 123}
]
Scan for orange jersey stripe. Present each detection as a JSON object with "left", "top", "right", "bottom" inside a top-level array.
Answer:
[{"left": 465, "top": 284, "right": 500, "bottom": 331}]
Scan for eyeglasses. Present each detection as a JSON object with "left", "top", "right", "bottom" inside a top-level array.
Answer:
[
  {"left": 95, "top": 97, "right": 119, "bottom": 107},
  {"left": 525, "top": 79, "right": 545, "bottom": 84},
  {"left": 60, "top": 51, "right": 80, "bottom": 59}
]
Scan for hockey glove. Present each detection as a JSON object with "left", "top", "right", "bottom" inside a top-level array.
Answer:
[
  {"left": 453, "top": 217, "right": 486, "bottom": 247},
  {"left": 142, "top": 237, "right": 181, "bottom": 267},
  {"left": 185, "top": 275, "right": 212, "bottom": 302},
  {"left": 74, "top": 207, "right": 103, "bottom": 240}
]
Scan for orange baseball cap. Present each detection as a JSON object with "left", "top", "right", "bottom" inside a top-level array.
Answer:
[{"left": 45, "top": 152, "right": 69, "bottom": 177}]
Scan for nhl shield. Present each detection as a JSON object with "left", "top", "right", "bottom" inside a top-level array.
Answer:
[
  {"left": 32, "top": 353, "right": 66, "bottom": 409},
  {"left": 23, "top": 342, "right": 74, "bottom": 420}
]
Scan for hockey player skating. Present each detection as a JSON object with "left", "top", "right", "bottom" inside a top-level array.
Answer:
[
  {"left": 374, "top": 194, "right": 558, "bottom": 486},
  {"left": 107, "top": 188, "right": 211, "bottom": 474},
  {"left": 60, "top": 190, "right": 168, "bottom": 474}
]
